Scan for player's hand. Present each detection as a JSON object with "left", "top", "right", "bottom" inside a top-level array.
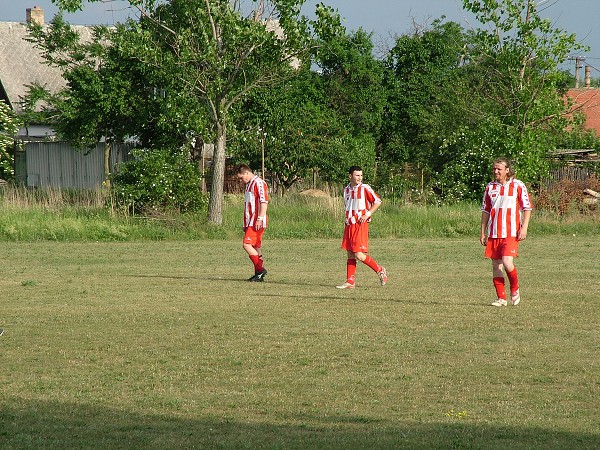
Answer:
[{"left": 358, "top": 210, "right": 371, "bottom": 223}]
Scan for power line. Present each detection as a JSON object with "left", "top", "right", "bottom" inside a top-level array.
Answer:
[{"left": 583, "top": 62, "right": 600, "bottom": 74}]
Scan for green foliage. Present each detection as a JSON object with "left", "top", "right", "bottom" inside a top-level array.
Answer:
[
  {"left": 28, "top": 0, "right": 594, "bottom": 210},
  {"left": 28, "top": 1, "right": 327, "bottom": 224},
  {"left": 0, "top": 102, "right": 21, "bottom": 179},
  {"left": 235, "top": 64, "right": 376, "bottom": 191},
  {"left": 415, "top": 1, "right": 590, "bottom": 200},
  {"left": 435, "top": 123, "right": 498, "bottom": 202},
  {"left": 435, "top": 118, "right": 560, "bottom": 202},
  {"left": 115, "top": 0, "right": 328, "bottom": 223},
  {"left": 111, "top": 148, "right": 207, "bottom": 213},
  {"left": 317, "top": 29, "right": 386, "bottom": 137},
  {"left": 234, "top": 69, "right": 336, "bottom": 190},
  {"left": 462, "top": 0, "right": 587, "bottom": 130},
  {"left": 381, "top": 20, "right": 470, "bottom": 176},
  {"left": 554, "top": 124, "right": 600, "bottom": 151},
  {"left": 25, "top": 14, "right": 203, "bottom": 151}
]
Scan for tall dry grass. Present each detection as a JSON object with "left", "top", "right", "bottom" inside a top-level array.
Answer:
[
  {"left": 0, "top": 183, "right": 598, "bottom": 241},
  {"left": 0, "top": 184, "right": 107, "bottom": 210}
]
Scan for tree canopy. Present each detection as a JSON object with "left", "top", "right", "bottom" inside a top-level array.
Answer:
[
  {"left": 22, "top": 0, "right": 599, "bottom": 208},
  {"left": 31, "top": 0, "right": 342, "bottom": 222}
]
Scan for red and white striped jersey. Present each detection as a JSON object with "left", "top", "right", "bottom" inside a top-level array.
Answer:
[
  {"left": 243, "top": 175, "right": 269, "bottom": 229},
  {"left": 482, "top": 177, "right": 533, "bottom": 238},
  {"left": 343, "top": 183, "right": 382, "bottom": 225}
]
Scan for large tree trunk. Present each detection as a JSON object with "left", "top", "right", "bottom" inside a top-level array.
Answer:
[{"left": 207, "top": 121, "right": 227, "bottom": 225}]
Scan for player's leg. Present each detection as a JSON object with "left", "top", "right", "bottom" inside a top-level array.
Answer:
[
  {"left": 355, "top": 225, "right": 387, "bottom": 285},
  {"left": 253, "top": 244, "right": 267, "bottom": 281},
  {"left": 244, "top": 229, "right": 267, "bottom": 281},
  {"left": 252, "top": 230, "right": 267, "bottom": 281},
  {"left": 336, "top": 250, "right": 357, "bottom": 289},
  {"left": 355, "top": 252, "right": 386, "bottom": 286},
  {"left": 503, "top": 255, "right": 520, "bottom": 305},
  {"left": 243, "top": 241, "right": 260, "bottom": 277},
  {"left": 338, "top": 227, "right": 356, "bottom": 289},
  {"left": 346, "top": 251, "right": 357, "bottom": 285},
  {"left": 491, "top": 258, "right": 507, "bottom": 306}
]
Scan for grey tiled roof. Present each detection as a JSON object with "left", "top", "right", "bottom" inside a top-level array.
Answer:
[{"left": 0, "top": 21, "right": 92, "bottom": 114}]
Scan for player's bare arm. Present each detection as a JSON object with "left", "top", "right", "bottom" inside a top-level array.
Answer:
[
  {"left": 518, "top": 209, "right": 532, "bottom": 241},
  {"left": 255, "top": 203, "right": 268, "bottom": 230},
  {"left": 480, "top": 211, "right": 490, "bottom": 246}
]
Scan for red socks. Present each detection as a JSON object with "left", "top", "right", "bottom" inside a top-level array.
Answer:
[
  {"left": 362, "top": 255, "right": 380, "bottom": 272},
  {"left": 493, "top": 277, "right": 506, "bottom": 300},
  {"left": 346, "top": 259, "right": 357, "bottom": 284},
  {"left": 249, "top": 254, "right": 264, "bottom": 272},
  {"left": 506, "top": 268, "right": 519, "bottom": 294},
  {"left": 346, "top": 255, "right": 381, "bottom": 285}
]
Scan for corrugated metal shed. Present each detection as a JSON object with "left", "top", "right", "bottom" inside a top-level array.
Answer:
[{"left": 16, "top": 142, "right": 131, "bottom": 189}]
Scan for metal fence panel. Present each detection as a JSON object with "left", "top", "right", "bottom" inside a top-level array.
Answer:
[{"left": 20, "top": 142, "right": 131, "bottom": 189}]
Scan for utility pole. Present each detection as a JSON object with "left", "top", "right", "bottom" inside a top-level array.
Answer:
[{"left": 568, "top": 55, "right": 586, "bottom": 88}]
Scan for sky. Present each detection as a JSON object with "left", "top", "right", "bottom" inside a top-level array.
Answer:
[{"left": 2, "top": 0, "right": 599, "bottom": 75}]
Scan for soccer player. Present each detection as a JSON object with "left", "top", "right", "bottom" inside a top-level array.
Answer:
[
  {"left": 236, "top": 164, "right": 269, "bottom": 282},
  {"left": 336, "top": 166, "right": 387, "bottom": 289},
  {"left": 480, "top": 157, "right": 533, "bottom": 306}
]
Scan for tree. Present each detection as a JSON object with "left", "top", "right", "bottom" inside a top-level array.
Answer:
[
  {"left": 25, "top": 11, "right": 216, "bottom": 196},
  {"left": 380, "top": 19, "right": 471, "bottom": 196},
  {"left": 50, "top": 0, "right": 341, "bottom": 224},
  {"left": 236, "top": 66, "right": 376, "bottom": 193},
  {"left": 235, "top": 26, "right": 383, "bottom": 193},
  {"left": 25, "top": 16, "right": 180, "bottom": 190},
  {"left": 25, "top": 16, "right": 137, "bottom": 188},
  {"left": 376, "top": 2, "right": 586, "bottom": 202},
  {"left": 459, "top": 0, "right": 588, "bottom": 182},
  {"left": 316, "top": 28, "right": 386, "bottom": 141}
]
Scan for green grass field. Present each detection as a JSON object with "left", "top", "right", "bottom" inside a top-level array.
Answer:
[{"left": 1, "top": 237, "right": 599, "bottom": 449}]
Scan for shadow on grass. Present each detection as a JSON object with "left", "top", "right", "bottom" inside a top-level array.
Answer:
[
  {"left": 1, "top": 398, "right": 597, "bottom": 449},
  {"left": 121, "top": 274, "right": 489, "bottom": 305},
  {"left": 125, "top": 273, "right": 337, "bottom": 287}
]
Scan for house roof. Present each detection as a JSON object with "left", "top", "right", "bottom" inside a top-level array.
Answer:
[
  {"left": 0, "top": 21, "right": 93, "bottom": 114},
  {"left": 565, "top": 88, "right": 600, "bottom": 135}
]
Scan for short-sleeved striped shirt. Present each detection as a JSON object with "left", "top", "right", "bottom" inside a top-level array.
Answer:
[
  {"left": 343, "top": 183, "right": 382, "bottom": 225},
  {"left": 481, "top": 178, "right": 532, "bottom": 238},
  {"left": 243, "top": 175, "right": 269, "bottom": 229}
]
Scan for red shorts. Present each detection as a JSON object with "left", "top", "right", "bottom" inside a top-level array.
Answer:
[
  {"left": 485, "top": 237, "right": 519, "bottom": 259},
  {"left": 341, "top": 222, "right": 369, "bottom": 253},
  {"left": 243, "top": 227, "right": 265, "bottom": 248}
]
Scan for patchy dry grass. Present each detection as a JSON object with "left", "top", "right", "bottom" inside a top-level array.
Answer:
[{"left": 1, "top": 237, "right": 598, "bottom": 449}]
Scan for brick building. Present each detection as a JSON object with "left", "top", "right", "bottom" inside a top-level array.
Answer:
[{"left": 565, "top": 88, "right": 600, "bottom": 134}]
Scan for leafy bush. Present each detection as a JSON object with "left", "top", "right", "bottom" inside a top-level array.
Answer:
[
  {"left": 111, "top": 148, "right": 207, "bottom": 214},
  {"left": 0, "top": 101, "right": 21, "bottom": 179},
  {"left": 433, "top": 121, "right": 553, "bottom": 203},
  {"left": 433, "top": 124, "right": 498, "bottom": 202}
]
